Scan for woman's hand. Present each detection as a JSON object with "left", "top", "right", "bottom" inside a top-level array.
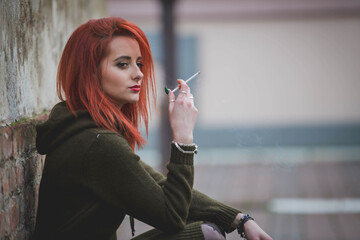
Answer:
[
  {"left": 232, "top": 213, "right": 272, "bottom": 240},
  {"left": 243, "top": 220, "right": 272, "bottom": 240},
  {"left": 168, "top": 79, "right": 198, "bottom": 144}
]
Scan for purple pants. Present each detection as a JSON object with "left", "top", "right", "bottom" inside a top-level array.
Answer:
[{"left": 201, "top": 223, "right": 226, "bottom": 240}]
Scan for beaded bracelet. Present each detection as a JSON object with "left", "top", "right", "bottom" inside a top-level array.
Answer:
[
  {"left": 172, "top": 141, "right": 198, "bottom": 154},
  {"left": 237, "top": 214, "right": 254, "bottom": 239}
]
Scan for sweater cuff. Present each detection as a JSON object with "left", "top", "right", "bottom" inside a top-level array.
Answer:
[
  {"left": 176, "top": 221, "right": 204, "bottom": 240},
  {"left": 214, "top": 203, "right": 241, "bottom": 233},
  {"left": 169, "top": 142, "right": 195, "bottom": 165}
]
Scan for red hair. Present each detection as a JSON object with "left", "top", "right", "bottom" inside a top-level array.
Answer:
[{"left": 57, "top": 17, "right": 156, "bottom": 150}]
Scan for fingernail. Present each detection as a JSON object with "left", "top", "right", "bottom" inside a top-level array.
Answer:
[{"left": 164, "top": 87, "right": 169, "bottom": 95}]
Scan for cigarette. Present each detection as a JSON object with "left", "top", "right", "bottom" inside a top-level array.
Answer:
[{"left": 171, "top": 71, "right": 200, "bottom": 93}]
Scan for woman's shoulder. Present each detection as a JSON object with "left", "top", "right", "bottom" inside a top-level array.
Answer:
[
  {"left": 85, "top": 128, "right": 125, "bottom": 139},
  {"left": 84, "top": 128, "right": 132, "bottom": 151},
  {"left": 81, "top": 128, "right": 139, "bottom": 164}
]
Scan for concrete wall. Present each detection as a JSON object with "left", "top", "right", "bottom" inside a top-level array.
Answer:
[
  {"left": 137, "top": 16, "right": 360, "bottom": 128},
  {"left": 178, "top": 17, "right": 360, "bottom": 128},
  {"left": 0, "top": 0, "right": 105, "bottom": 126},
  {"left": 0, "top": 0, "right": 105, "bottom": 238}
]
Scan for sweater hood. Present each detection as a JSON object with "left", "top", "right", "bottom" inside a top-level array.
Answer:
[{"left": 36, "top": 102, "right": 98, "bottom": 155}]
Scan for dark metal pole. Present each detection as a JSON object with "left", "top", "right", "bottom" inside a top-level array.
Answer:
[{"left": 160, "top": 0, "right": 177, "bottom": 173}]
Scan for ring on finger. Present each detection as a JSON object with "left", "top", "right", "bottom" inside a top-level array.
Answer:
[
  {"left": 180, "top": 91, "right": 187, "bottom": 94},
  {"left": 168, "top": 99, "right": 175, "bottom": 103}
]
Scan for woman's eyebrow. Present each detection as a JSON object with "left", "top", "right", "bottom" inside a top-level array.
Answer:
[
  {"left": 113, "top": 56, "right": 131, "bottom": 62},
  {"left": 113, "top": 56, "right": 142, "bottom": 62}
]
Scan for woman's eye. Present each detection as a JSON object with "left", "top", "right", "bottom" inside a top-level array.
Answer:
[
  {"left": 137, "top": 62, "right": 144, "bottom": 69},
  {"left": 116, "top": 62, "right": 128, "bottom": 68}
]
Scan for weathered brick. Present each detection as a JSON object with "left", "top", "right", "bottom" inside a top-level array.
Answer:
[
  {"left": 12, "top": 126, "right": 23, "bottom": 159},
  {"left": 1, "top": 128, "right": 13, "bottom": 160},
  {"left": 2, "top": 208, "right": 10, "bottom": 237},
  {"left": 34, "top": 182, "right": 41, "bottom": 212},
  {"left": 14, "top": 230, "right": 26, "bottom": 240},
  {"left": 0, "top": 210, "right": 5, "bottom": 236},
  {"left": 23, "top": 125, "right": 36, "bottom": 152},
  {"left": 23, "top": 185, "right": 36, "bottom": 232},
  {"left": 1, "top": 169, "right": 10, "bottom": 197},
  {"left": 0, "top": 123, "right": 42, "bottom": 239},
  {"left": 34, "top": 155, "right": 45, "bottom": 185},
  {"left": 9, "top": 165, "right": 17, "bottom": 195},
  {"left": 17, "top": 194, "right": 24, "bottom": 224},
  {"left": 24, "top": 157, "right": 35, "bottom": 183},
  {"left": 9, "top": 199, "right": 19, "bottom": 232},
  {"left": 6, "top": 123, "right": 36, "bottom": 160},
  {"left": 0, "top": 135, "right": 2, "bottom": 159},
  {"left": 0, "top": 192, "right": 3, "bottom": 210},
  {"left": 15, "top": 161, "right": 24, "bottom": 187},
  {"left": 0, "top": 169, "right": 4, "bottom": 194}
]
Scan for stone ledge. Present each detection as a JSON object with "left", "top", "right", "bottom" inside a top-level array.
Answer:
[{"left": 0, "top": 115, "right": 48, "bottom": 162}]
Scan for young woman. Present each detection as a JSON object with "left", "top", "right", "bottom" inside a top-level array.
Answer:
[{"left": 33, "top": 17, "right": 272, "bottom": 240}]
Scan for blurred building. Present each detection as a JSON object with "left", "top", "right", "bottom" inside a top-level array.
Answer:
[{"left": 106, "top": 0, "right": 360, "bottom": 149}]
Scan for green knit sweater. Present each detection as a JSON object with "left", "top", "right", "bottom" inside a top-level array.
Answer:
[{"left": 33, "top": 102, "right": 240, "bottom": 239}]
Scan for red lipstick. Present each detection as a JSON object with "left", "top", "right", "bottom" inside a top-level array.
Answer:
[{"left": 130, "top": 85, "right": 141, "bottom": 92}]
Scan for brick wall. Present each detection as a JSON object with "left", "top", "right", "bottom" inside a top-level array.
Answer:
[
  {"left": 0, "top": 118, "right": 46, "bottom": 239},
  {"left": 0, "top": 0, "right": 106, "bottom": 238}
]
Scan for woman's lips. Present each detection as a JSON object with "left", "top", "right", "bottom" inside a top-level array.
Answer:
[{"left": 129, "top": 85, "right": 140, "bottom": 92}]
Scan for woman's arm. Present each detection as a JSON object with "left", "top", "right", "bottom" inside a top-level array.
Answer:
[
  {"left": 167, "top": 80, "right": 241, "bottom": 232},
  {"left": 83, "top": 133, "right": 195, "bottom": 233},
  {"left": 140, "top": 160, "right": 272, "bottom": 239},
  {"left": 139, "top": 160, "right": 239, "bottom": 233}
]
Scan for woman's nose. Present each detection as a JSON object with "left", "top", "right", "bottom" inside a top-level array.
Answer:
[{"left": 132, "top": 66, "right": 144, "bottom": 82}]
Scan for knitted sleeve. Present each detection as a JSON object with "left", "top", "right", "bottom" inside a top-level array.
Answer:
[
  {"left": 139, "top": 160, "right": 241, "bottom": 233},
  {"left": 82, "top": 131, "right": 195, "bottom": 234}
]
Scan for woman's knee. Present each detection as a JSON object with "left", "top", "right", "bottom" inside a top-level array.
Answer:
[{"left": 201, "top": 223, "right": 226, "bottom": 240}]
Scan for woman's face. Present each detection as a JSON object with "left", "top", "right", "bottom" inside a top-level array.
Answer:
[{"left": 100, "top": 36, "right": 144, "bottom": 107}]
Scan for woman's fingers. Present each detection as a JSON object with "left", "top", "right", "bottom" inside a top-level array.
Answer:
[
  {"left": 168, "top": 79, "right": 194, "bottom": 109},
  {"left": 176, "top": 79, "right": 193, "bottom": 104},
  {"left": 168, "top": 78, "right": 196, "bottom": 110},
  {"left": 177, "top": 79, "right": 190, "bottom": 92},
  {"left": 189, "top": 94, "right": 194, "bottom": 104},
  {"left": 168, "top": 90, "right": 175, "bottom": 112}
]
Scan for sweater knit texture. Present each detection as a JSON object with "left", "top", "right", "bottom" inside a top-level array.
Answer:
[{"left": 33, "top": 102, "right": 240, "bottom": 239}]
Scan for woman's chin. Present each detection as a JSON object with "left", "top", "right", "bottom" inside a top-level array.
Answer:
[
  {"left": 114, "top": 97, "right": 140, "bottom": 107},
  {"left": 123, "top": 98, "right": 140, "bottom": 105}
]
